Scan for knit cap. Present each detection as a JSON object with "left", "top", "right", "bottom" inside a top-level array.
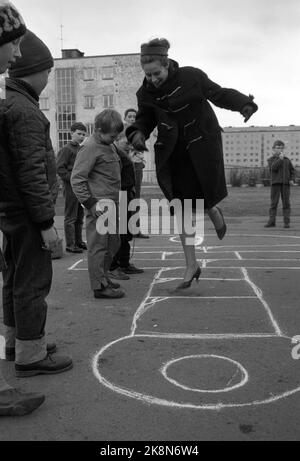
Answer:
[
  {"left": 0, "top": 1, "right": 26, "bottom": 46},
  {"left": 9, "top": 29, "right": 54, "bottom": 78}
]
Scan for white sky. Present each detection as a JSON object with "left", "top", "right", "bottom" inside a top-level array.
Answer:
[{"left": 14, "top": 0, "right": 300, "bottom": 127}]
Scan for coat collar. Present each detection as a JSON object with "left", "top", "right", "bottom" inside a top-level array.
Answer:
[{"left": 5, "top": 78, "right": 40, "bottom": 106}]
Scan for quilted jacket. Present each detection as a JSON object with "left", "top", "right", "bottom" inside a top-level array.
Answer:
[{"left": 0, "top": 78, "right": 57, "bottom": 228}]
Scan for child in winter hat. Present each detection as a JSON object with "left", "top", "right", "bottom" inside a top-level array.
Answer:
[{"left": 9, "top": 29, "right": 54, "bottom": 78}]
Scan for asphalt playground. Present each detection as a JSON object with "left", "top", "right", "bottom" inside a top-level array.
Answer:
[{"left": 1, "top": 213, "right": 300, "bottom": 441}]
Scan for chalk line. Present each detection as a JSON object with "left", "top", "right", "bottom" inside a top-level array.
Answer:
[
  {"left": 241, "top": 267, "right": 282, "bottom": 336},
  {"left": 68, "top": 259, "right": 84, "bottom": 271}
]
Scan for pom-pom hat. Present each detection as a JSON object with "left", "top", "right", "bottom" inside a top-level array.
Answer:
[{"left": 0, "top": 1, "right": 26, "bottom": 46}]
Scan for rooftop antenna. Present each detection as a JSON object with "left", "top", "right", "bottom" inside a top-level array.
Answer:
[
  {"left": 59, "top": 4, "right": 64, "bottom": 52},
  {"left": 60, "top": 23, "right": 64, "bottom": 50}
]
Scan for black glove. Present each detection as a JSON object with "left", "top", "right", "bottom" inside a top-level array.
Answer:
[
  {"left": 131, "top": 131, "right": 148, "bottom": 152},
  {"left": 241, "top": 95, "right": 258, "bottom": 123}
]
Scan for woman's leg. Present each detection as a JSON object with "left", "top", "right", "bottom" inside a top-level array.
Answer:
[
  {"left": 207, "top": 206, "right": 224, "bottom": 230},
  {"left": 207, "top": 206, "right": 227, "bottom": 240},
  {"left": 175, "top": 205, "right": 199, "bottom": 282},
  {"left": 178, "top": 232, "right": 200, "bottom": 282}
]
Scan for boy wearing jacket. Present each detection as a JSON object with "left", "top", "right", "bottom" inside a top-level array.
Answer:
[
  {"left": 71, "top": 109, "right": 125, "bottom": 299},
  {"left": 0, "top": 30, "right": 72, "bottom": 378},
  {"left": 0, "top": 1, "right": 46, "bottom": 416},
  {"left": 265, "top": 140, "right": 295, "bottom": 229},
  {"left": 56, "top": 122, "right": 87, "bottom": 253}
]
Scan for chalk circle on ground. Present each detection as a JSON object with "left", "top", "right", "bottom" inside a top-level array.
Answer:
[
  {"left": 160, "top": 354, "right": 248, "bottom": 393},
  {"left": 170, "top": 235, "right": 204, "bottom": 245}
]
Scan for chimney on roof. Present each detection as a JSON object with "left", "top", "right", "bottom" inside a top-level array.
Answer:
[{"left": 61, "top": 49, "right": 84, "bottom": 59}]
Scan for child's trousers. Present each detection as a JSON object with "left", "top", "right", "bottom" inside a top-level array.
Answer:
[
  {"left": 269, "top": 184, "right": 291, "bottom": 224},
  {"left": 63, "top": 181, "right": 85, "bottom": 247},
  {"left": 86, "top": 210, "right": 120, "bottom": 290},
  {"left": 0, "top": 214, "right": 52, "bottom": 364}
]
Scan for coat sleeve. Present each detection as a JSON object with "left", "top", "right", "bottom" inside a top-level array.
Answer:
[
  {"left": 0, "top": 248, "right": 7, "bottom": 272},
  {"left": 289, "top": 159, "right": 295, "bottom": 180},
  {"left": 126, "top": 91, "right": 157, "bottom": 141},
  {"left": 7, "top": 106, "right": 55, "bottom": 226},
  {"left": 70, "top": 144, "right": 98, "bottom": 210},
  {"left": 195, "top": 68, "right": 258, "bottom": 113},
  {"left": 56, "top": 145, "right": 72, "bottom": 182}
]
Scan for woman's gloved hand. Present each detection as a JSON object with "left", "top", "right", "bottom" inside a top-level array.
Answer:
[
  {"left": 241, "top": 95, "right": 258, "bottom": 123},
  {"left": 131, "top": 131, "right": 148, "bottom": 151}
]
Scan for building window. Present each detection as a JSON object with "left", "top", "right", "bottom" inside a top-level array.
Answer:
[
  {"left": 56, "top": 104, "right": 76, "bottom": 131},
  {"left": 84, "top": 95, "right": 95, "bottom": 109},
  {"left": 101, "top": 66, "right": 114, "bottom": 80},
  {"left": 40, "top": 97, "right": 49, "bottom": 110},
  {"left": 85, "top": 123, "right": 94, "bottom": 135},
  {"left": 55, "top": 68, "right": 76, "bottom": 149},
  {"left": 83, "top": 67, "right": 96, "bottom": 81},
  {"left": 58, "top": 131, "right": 71, "bottom": 147},
  {"left": 56, "top": 68, "right": 75, "bottom": 103},
  {"left": 103, "top": 94, "right": 114, "bottom": 108}
]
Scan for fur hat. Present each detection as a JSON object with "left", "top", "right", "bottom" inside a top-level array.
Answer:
[
  {"left": 141, "top": 44, "right": 169, "bottom": 56},
  {"left": 0, "top": 1, "right": 26, "bottom": 46},
  {"left": 9, "top": 29, "right": 54, "bottom": 78}
]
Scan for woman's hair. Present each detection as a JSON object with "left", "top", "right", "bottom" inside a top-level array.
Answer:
[
  {"left": 94, "top": 109, "right": 124, "bottom": 134},
  {"left": 140, "top": 38, "right": 170, "bottom": 66}
]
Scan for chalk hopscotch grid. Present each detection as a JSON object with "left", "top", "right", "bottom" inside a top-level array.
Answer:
[
  {"left": 130, "top": 254, "right": 282, "bottom": 338},
  {"left": 68, "top": 243, "right": 298, "bottom": 338},
  {"left": 87, "top": 236, "right": 300, "bottom": 409}
]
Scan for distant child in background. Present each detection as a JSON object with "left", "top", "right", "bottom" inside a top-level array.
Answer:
[
  {"left": 108, "top": 135, "right": 144, "bottom": 280},
  {"left": 71, "top": 110, "right": 125, "bottom": 299},
  {"left": 121, "top": 108, "right": 149, "bottom": 239},
  {"left": 56, "top": 122, "right": 87, "bottom": 253},
  {"left": 265, "top": 140, "right": 295, "bottom": 229}
]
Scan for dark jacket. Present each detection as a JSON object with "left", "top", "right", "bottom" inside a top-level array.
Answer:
[
  {"left": 115, "top": 142, "right": 135, "bottom": 193},
  {"left": 127, "top": 60, "right": 258, "bottom": 208},
  {"left": 56, "top": 141, "right": 80, "bottom": 182},
  {"left": 268, "top": 155, "right": 295, "bottom": 185},
  {"left": 0, "top": 249, "right": 6, "bottom": 271},
  {"left": 0, "top": 78, "right": 57, "bottom": 229},
  {"left": 71, "top": 134, "right": 121, "bottom": 209}
]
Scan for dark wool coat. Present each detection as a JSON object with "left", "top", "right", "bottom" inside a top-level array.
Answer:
[
  {"left": 0, "top": 78, "right": 57, "bottom": 228},
  {"left": 0, "top": 248, "right": 6, "bottom": 271},
  {"left": 127, "top": 60, "right": 258, "bottom": 209}
]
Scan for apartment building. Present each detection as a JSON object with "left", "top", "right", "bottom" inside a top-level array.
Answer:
[
  {"left": 40, "top": 48, "right": 156, "bottom": 177},
  {"left": 222, "top": 125, "right": 300, "bottom": 167}
]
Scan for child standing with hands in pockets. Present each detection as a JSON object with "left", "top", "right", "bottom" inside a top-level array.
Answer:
[
  {"left": 71, "top": 109, "right": 125, "bottom": 299},
  {"left": 265, "top": 140, "right": 295, "bottom": 229}
]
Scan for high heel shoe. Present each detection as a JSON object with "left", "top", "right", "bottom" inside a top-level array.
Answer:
[
  {"left": 175, "top": 266, "right": 201, "bottom": 290},
  {"left": 215, "top": 206, "right": 227, "bottom": 240}
]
